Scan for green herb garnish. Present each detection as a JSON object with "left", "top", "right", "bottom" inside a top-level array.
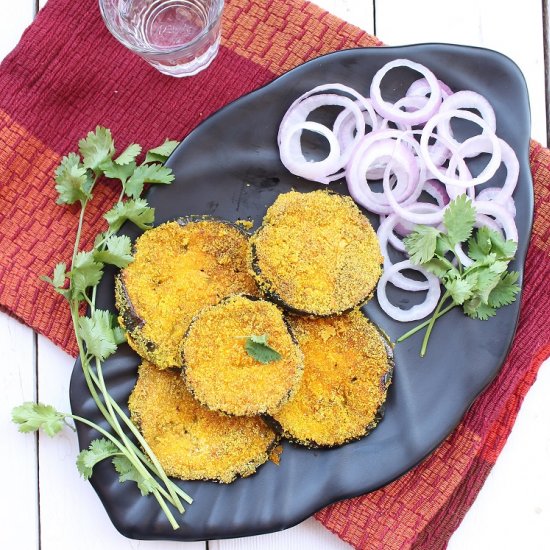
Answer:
[
  {"left": 398, "top": 195, "right": 520, "bottom": 357},
  {"left": 244, "top": 334, "right": 282, "bottom": 364},
  {"left": 13, "top": 127, "right": 191, "bottom": 529}
]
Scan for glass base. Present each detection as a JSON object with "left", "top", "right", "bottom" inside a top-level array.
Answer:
[{"left": 147, "top": 38, "right": 221, "bottom": 77}]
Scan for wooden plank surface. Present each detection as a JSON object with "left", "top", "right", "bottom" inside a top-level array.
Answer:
[
  {"left": 37, "top": 336, "right": 206, "bottom": 550},
  {"left": 0, "top": 0, "right": 548, "bottom": 549},
  {"left": 0, "top": 315, "right": 38, "bottom": 550}
]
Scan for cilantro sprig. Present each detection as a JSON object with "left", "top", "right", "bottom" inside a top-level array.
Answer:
[
  {"left": 399, "top": 196, "right": 520, "bottom": 356},
  {"left": 14, "top": 128, "right": 192, "bottom": 529},
  {"left": 243, "top": 334, "right": 282, "bottom": 364}
]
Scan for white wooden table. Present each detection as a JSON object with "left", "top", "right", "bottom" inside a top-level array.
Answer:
[{"left": 1, "top": 1, "right": 549, "bottom": 549}]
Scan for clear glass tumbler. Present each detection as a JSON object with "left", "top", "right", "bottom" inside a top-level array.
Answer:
[{"left": 99, "top": 0, "right": 224, "bottom": 77}]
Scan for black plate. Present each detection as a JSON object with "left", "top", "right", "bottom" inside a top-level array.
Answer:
[{"left": 70, "top": 44, "right": 533, "bottom": 541}]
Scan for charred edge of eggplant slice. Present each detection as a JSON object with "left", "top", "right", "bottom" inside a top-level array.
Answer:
[
  {"left": 265, "top": 315, "right": 394, "bottom": 450},
  {"left": 115, "top": 216, "right": 255, "bottom": 360},
  {"left": 180, "top": 293, "right": 304, "bottom": 417},
  {"left": 250, "top": 237, "right": 382, "bottom": 317},
  {"left": 195, "top": 426, "right": 281, "bottom": 484},
  {"left": 128, "top": 367, "right": 281, "bottom": 483}
]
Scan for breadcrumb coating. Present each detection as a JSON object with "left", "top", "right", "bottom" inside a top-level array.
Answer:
[
  {"left": 129, "top": 360, "right": 278, "bottom": 483},
  {"left": 272, "top": 310, "right": 392, "bottom": 447},
  {"left": 116, "top": 219, "right": 258, "bottom": 369},
  {"left": 182, "top": 295, "right": 304, "bottom": 416},
  {"left": 250, "top": 190, "right": 383, "bottom": 315}
]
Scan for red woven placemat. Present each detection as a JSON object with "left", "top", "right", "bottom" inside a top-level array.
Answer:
[{"left": 0, "top": 0, "right": 548, "bottom": 548}]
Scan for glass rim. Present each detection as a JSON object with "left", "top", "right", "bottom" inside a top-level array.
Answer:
[{"left": 98, "top": 0, "right": 225, "bottom": 56}]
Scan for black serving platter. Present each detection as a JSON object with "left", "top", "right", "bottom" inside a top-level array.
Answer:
[{"left": 69, "top": 44, "right": 533, "bottom": 541}]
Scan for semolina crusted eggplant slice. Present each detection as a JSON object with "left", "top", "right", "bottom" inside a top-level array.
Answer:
[
  {"left": 249, "top": 190, "right": 383, "bottom": 316},
  {"left": 115, "top": 217, "right": 258, "bottom": 370},
  {"left": 129, "top": 361, "right": 278, "bottom": 483},
  {"left": 182, "top": 295, "right": 304, "bottom": 416},
  {"left": 270, "top": 310, "right": 393, "bottom": 448}
]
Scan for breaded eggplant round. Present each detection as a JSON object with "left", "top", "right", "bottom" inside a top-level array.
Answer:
[
  {"left": 115, "top": 218, "right": 258, "bottom": 370},
  {"left": 182, "top": 295, "right": 304, "bottom": 416},
  {"left": 129, "top": 360, "right": 278, "bottom": 483},
  {"left": 271, "top": 310, "right": 393, "bottom": 448},
  {"left": 250, "top": 190, "right": 383, "bottom": 315}
]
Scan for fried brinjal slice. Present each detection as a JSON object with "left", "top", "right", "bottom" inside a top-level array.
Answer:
[
  {"left": 271, "top": 310, "right": 393, "bottom": 448},
  {"left": 116, "top": 218, "right": 258, "bottom": 369},
  {"left": 250, "top": 190, "right": 383, "bottom": 316},
  {"left": 129, "top": 360, "right": 278, "bottom": 483},
  {"left": 182, "top": 295, "right": 303, "bottom": 416}
]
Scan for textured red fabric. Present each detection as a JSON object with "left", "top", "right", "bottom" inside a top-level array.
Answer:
[{"left": 0, "top": 0, "right": 548, "bottom": 548}]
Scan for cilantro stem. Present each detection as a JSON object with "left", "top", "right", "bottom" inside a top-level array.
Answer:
[
  {"left": 73, "top": 406, "right": 180, "bottom": 530},
  {"left": 70, "top": 296, "right": 189, "bottom": 513},
  {"left": 38, "top": 131, "right": 188, "bottom": 528},
  {"left": 95, "top": 373, "right": 192, "bottom": 506},
  {"left": 94, "top": 358, "right": 188, "bottom": 511},
  {"left": 93, "top": 358, "right": 159, "bottom": 487},
  {"left": 420, "top": 291, "right": 453, "bottom": 357},
  {"left": 396, "top": 302, "right": 457, "bottom": 343}
]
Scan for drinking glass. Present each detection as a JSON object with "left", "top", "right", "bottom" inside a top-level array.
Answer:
[{"left": 99, "top": 0, "right": 224, "bottom": 77}]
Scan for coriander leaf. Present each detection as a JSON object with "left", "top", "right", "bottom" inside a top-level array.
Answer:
[
  {"left": 104, "top": 198, "right": 155, "bottom": 232},
  {"left": 115, "top": 144, "right": 142, "bottom": 166},
  {"left": 244, "top": 334, "right": 281, "bottom": 364},
  {"left": 404, "top": 226, "right": 440, "bottom": 265},
  {"left": 249, "top": 334, "right": 268, "bottom": 345},
  {"left": 76, "top": 438, "right": 119, "bottom": 480},
  {"left": 102, "top": 160, "right": 137, "bottom": 185},
  {"left": 472, "top": 266, "right": 502, "bottom": 304},
  {"left": 488, "top": 230, "right": 517, "bottom": 259},
  {"left": 78, "top": 309, "right": 119, "bottom": 361},
  {"left": 54, "top": 152, "right": 92, "bottom": 205},
  {"left": 51, "top": 262, "right": 67, "bottom": 287},
  {"left": 488, "top": 271, "right": 520, "bottom": 308},
  {"left": 125, "top": 163, "right": 175, "bottom": 198},
  {"left": 41, "top": 262, "right": 70, "bottom": 298},
  {"left": 467, "top": 225, "right": 493, "bottom": 261},
  {"left": 464, "top": 300, "right": 496, "bottom": 320},
  {"left": 423, "top": 257, "right": 456, "bottom": 278},
  {"left": 434, "top": 234, "right": 453, "bottom": 256},
  {"left": 144, "top": 139, "right": 179, "bottom": 164},
  {"left": 113, "top": 325, "right": 127, "bottom": 345},
  {"left": 12, "top": 402, "right": 66, "bottom": 437},
  {"left": 94, "top": 231, "right": 107, "bottom": 249},
  {"left": 78, "top": 126, "right": 115, "bottom": 171},
  {"left": 443, "top": 195, "right": 476, "bottom": 247},
  {"left": 71, "top": 251, "right": 103, "bottom": 298},
  {"left": 113, "top": 455, "right": 156, "bottom": 496},
  {"left": 489, "top": 260, "right": 509, "bottom": 275},
  {"left": 445, "top": 275, "right": 474, "bottom": 305},
  {"left": 94, "top": 235, "right": 133, "bottom": 268}
]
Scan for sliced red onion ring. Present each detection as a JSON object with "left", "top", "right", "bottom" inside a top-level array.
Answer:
[
  {"left": 454, "top": 244, "right": 474, "bottom": 268},
  {"left": 347, "top": 137, "right": 422, "bottom": 214},
  {"left": 370, "top": 59, "right": 442, "bottom": 126},
  {"left": 477, "top": 187, "right": 517, "bottom": 218},
  {"left": 378, "top": 213, "right": 431, "bottom": 291},
  {"left": 279, "top": 120, "right": 342, "bottom": 183},
  {"left": 278, "top": 85, "right": 371, "bottom": 182},
  {"left": 406, "top": 77, "right": 452, "bottom": 100},
  {"left": 377, "top": 260, "right": 441, "bottom": 321},
  {"left": 437, "top": 90, "right": 496, "bottom": 145},
  {"left": 333, "top": 98, "right": 381, "bottom": 151},
  {"left": 423, "top": 179, "right": 450, "bottom": 207},
  {"left": 421, "top": 109, "right": 502, "bottom": 188},
  {"left": 474, "top": 200, "right": 518, "bottom": 242},
  {"left": 475, "top": 213, "right": 502, "bottom": 233},
  {"left": 382, "top": 161, "right": 445, "bottom": 224},
  {"left": 448, "top": 135, "right": 519, "bottom": 204}
]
